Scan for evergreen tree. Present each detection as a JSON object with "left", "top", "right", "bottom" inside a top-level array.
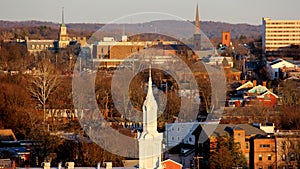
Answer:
[{"left": 209, "top": 134, "right": 247, "bottom": 169}]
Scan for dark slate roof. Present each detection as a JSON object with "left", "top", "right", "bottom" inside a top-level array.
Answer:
[
  {"left": 211, "top": 124, "right": 266, "bottom": 137},
  {"left": 167, "top": 142, "right": 195, "bottom": 155}
]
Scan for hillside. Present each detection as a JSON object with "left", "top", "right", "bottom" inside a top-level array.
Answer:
[{"left": 0, "top": 20, "right": 261, "bottom": 40}]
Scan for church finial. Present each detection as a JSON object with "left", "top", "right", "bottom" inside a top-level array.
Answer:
[
  {"left": 149, "top": 64, "right": 152, "bottom": 78},
  {"left": 148, "top": 64, "right": 152, "bottom": 95},
  {"left": 195, "top": 3, "right": 200, "bottom": 34}
]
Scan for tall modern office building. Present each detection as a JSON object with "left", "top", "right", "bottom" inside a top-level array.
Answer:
[{"left": 262, "top": 17, "right": 300, "bottom": 56}]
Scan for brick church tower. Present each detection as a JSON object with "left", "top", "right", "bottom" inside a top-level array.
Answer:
[{"left": 222, "top": 31, "right": 231, "bottom": 47}]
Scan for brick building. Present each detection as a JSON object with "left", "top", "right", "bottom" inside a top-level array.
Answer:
[
  {"left": 222, "top": 31, "right": 231, "bottom": 47},
  {"left": 250, "top": 135, "right": 276, "bottom": 169}
]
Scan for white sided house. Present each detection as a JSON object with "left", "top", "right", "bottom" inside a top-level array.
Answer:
[{"left": 269, "top": 58, "right": 297, "bottom": 79}]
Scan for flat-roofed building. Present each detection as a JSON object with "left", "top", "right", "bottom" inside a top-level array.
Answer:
[
  {"left": 250, "top": 135, "right": 276, "bottom": 169},
  {"left": 262, "top": 17, "right": 300, "bottom": 56}
]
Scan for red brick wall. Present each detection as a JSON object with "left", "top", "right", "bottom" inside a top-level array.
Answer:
[
  {"left": 162, "top": 160, "right": 182, "bottom": 169},
  {"left": 222, "top": 31, "right": 231, "bottom": 47}
]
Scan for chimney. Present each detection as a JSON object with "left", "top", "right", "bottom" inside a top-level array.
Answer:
[
  {"left": 263, "top": 81, "right": 267, "bottom": 87},
  {"left": 253, "top": 80, "right": 257, "bottom": 87}
]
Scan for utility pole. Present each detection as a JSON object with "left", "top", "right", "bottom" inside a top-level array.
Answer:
[{"left": 193, "top": 156, "right": 202, "bottom": 169}]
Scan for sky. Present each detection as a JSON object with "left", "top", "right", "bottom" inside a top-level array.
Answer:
[{"left": 0, "top": 0, "right": 300, "bottom": 25}]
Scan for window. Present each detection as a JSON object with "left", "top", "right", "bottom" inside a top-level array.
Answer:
[
  {"left": 260, "top": 144, "right": 271, "bottom": 148},
  {"left": 268, "top": 154, "right": 272, "bottom": 160},
  {"left": 258, "top": 166, "right": 262, "bottom": 169},
  {"left": 259, "top": 154, "right": 263, "bottom": 161},
  {"left": 246, "top": 142, "right": 249, "bottom": 149},
  {"left": 289, "top": 153, "right": 295, "bottom": 161},
  {"left": 282, "top": 154, "right": 286, "bottom": 161},
  {"left": 268, "top": 166, "right": 273, "bottom": 169}
]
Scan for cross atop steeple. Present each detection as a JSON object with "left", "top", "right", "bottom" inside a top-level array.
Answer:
[{"left": 195, "top": 3, "right": 200, "bottom": 34}]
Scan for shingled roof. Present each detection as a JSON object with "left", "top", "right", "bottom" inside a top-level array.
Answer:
[{"left": 211, "top": 124, "right": 266, "bottom": 137}]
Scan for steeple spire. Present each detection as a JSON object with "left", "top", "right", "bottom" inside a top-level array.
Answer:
[
  {"left": 62, "top": 7, "right": 65, "bottom": 25},
  {"left": 146, "top": 65, "right": 154, "bottom": 107},
  {"left": 193, "top": 2, "right": 201, "bottom": 50},
  {"left": 195, "top": 3, "right": 200, "bottom": 34},
  {"left": 142, "top": 64, "right": 158, "bottom": 133}
]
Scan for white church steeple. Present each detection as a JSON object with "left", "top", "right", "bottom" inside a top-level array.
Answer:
[
  {"left": 139, "top": 66, "right": 163, "bottom": 169},
  {"left": 142, "top": 66, "right": 159, "bottom": 134}
]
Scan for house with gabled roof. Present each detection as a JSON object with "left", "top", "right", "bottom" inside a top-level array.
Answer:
[
  {"left": 256, "top": 91, "right": 279, "bottom": 107},
  {"left": 269, "top": 58, "right": 297, "bottom": 79},
  {"left": 244, "top": 85, "right": 278, "bottom": 107},
  {"left": 192, "top": 123, "right": 266, "bottom": 168}
]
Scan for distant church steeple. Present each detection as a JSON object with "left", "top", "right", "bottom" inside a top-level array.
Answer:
[
  {"left": 138, "top": 65, "right": 163, "bottom": 169},
  {"left": 58, "top": 7, "right": 69, "bottom": 48},
  {"left": 193, "top": 3, "right": 201, "bottom": 51},
  {"left": 195, "top": 3, "right": 200, "bottom": 34}
]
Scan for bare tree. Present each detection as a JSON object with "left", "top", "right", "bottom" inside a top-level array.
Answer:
[
  {"left": 275, "top": 134, "right": 300, "bottom": 168},
  {"left": 28, "top": 59, "right": 59, "bottom": 122}
]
